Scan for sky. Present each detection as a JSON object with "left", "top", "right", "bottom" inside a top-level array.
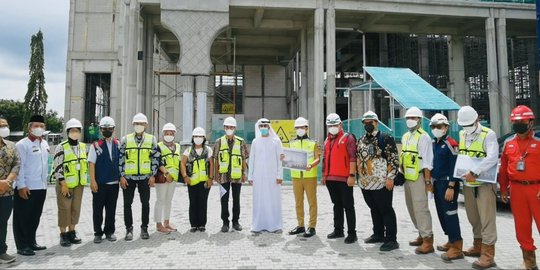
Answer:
[{"left": 0, "top": 0, "right": 70, "bottom": 116}]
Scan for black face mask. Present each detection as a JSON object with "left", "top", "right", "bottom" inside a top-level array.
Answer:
[
  {"left": 364, "top": 123, "right": 375, "bottom": 134},
  {"left": 512, "top": 123, "right": 530, "bottom": 134},
  {"left": 102, "top": 130, "right": 113, "bottom": 138},
  {"left": 68, "top": 138, "right": 78, "bottom": 146}
]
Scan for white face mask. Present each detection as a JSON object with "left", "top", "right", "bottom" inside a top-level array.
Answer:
[
  {"left": 296, "top": 128, "right": 306, "bottom": 137},
  {"left": 163, "top": 135, "right": 174, "bottom": 143},
  {"left": 225, "top": 129, "right": 234, "bottom": 136},
  {"left": 134, "top": 125, "right": 145, "bottom": 134},
  {"left": 193, "top": 137, "right": 204, "bottom": 145},
  {"left": 463, "top": 125, "right": 477, "bottom": 135},
  {"left": 328, "top": 127, "right": 339, "bottom": 135},
  {"left": 406, "top": 119, "right": 418, "bottom": 129},
  {"left": 0, "top": 127, "right": 9, "bottom": 138},
  {"left": 431, "top": 128, "right": 446, "bottom": 138},
  {"left": 31, "top": 127, "right": 45, "bottom": 137},
  {"left": 68, "top": 131, "right": 81, "bottom": 141}
]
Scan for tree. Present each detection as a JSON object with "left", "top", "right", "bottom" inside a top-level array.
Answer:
[
  {"left": 0, "top": 99, "right": 63, "bottom": 133},
  {"left": 23, "top": 30, "right": 47, "bottom": 125},
  {"left": 44, "top": 109, "right": 64, "bottom": 133}
]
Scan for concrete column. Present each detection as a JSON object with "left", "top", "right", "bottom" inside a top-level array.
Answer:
[
  {"left": 125, "top": 0, "right": 139, "bottom": 135},
  {"left": 497, "top": 10, "right": 511, "bottom": 134},
  {"left": 325, "top": 0, "right": 336, "bottom": 115},
  {"left": 144, "top": 16, "right": 155, "bottom": 134},
  {"left": 418, "top": 35, "right": 430, "bottom": 80},
  {"left": 300, "top": 28, "right": 308, "bottom": 118},
  {"left": 313, "top": 1, "right": 325, "bottom": 142},
  {"left": 448, "top": 36, "right": 468, "bottom": 121},
  {"left": 195, "top": 75, "right": 209, "bottom": 131},
  {"left": 379, "top": 33, "right": 390, "bottom": 124},
  {"left": 486, "top": 10, "right": 501, "bottom": 135},
  {"left": 181, "top": 76, "right": 195, "bottom": 144}
]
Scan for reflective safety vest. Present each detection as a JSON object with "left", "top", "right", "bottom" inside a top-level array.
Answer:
[
  {"left": 125, "top": 133, "right": 154, "bottom": 176},
  {"left": 400, "top": 128, "right": 427, "bottom": 181},
  {"left": 290, "top": 138, "right": 318, "bottom": 179},
  {"left": 158, "top": 142, "right": 181, "bottom": 181},
  {"left": 61, "top": 141, "right": 88, "bottom": 188},
  {"left": 217, "top": 136, "right": 243, "bottom": 180},
  {"left": 187, "top": 146, "right": 210, "bottom": 186},
  {"left": 458, "top": 126, "right": 490, "bottom": 186}
]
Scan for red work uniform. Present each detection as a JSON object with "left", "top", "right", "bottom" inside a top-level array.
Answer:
[{"left": 498, "top": 131, "right": 540, "bottom": 252}]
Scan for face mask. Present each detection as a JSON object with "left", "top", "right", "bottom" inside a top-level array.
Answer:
[
  {"left": 328, "top": 127, "right": 339, "bottom": 135},
  {"left": 431, "top": 128, "right": 446, "bottom": 138},
  {"left": 463, "top": 125, "right": 477, "bottom": 135},
  {"left": 164, "top": 135, "right": 175, "bottom": 143},
  {"left": 193, "top": 137, "right": 204, "bottom": 145},
  {"left": 31, "top": 127, "right": 45, "bottom": 137},
  {"left": 225, "top": 129, "right": 234, "bottom": 136},
  {"left": 512, "top": 123, "right": 530, "bottom": 134},
  {"left": 68, "top": 131, "right": 81, "bottom": 141},
  {"left": 296, "top": 128, "right": 306, "bottom": 137},
  {"left": 102, "top": 130, "right": 113, "bottom": 138},
  {"left": 364, "top": 123, "right": 375, "bottom": 134},
  {"left": 134, "top": 125, "right": 145, "bottom": 134},
  {"left": 406, "top": 119, "right": 418, "bottom": 129},
  {"left": 0, "top": 127, "right": 9, "bottom": 138},
  {"left": 260, "top": 128, "right": 269, "bottom": 136}
]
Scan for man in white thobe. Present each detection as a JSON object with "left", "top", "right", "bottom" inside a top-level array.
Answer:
[{"left": 248, "top": 118, "right": 284, "bottom": 233}]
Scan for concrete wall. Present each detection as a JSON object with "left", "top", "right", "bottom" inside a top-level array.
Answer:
[{"left": 243, "top": 65, "right": 288, "bottom": 121}]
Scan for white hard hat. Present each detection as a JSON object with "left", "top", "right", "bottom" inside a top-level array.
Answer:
[
  {"left": 326, "top": 113, "right": 342, "bottom": 125},
  {"left": 65, "top": 118, "right": 83, "bottom": 132},
  {"left": 162, "top": 123, "right": 176, "bottom": 132},
  {"left": 430, "top": 113, "right": 449, "bottom": 126},
  {"left": 99, "top": 116, "right": 115, "bottom": 128},
  {"left": 294, "top": 117, "right": 309, "bottom": 127},
  {"left": 223, "top": 117, "right": 237, "bottom": 127},
  {"left": 362, "top": 111, "right": 379, "bottom": 122},
  {"left": 457, "top": 106, "right": 478, "bottom": 126},
  {"left": 192, "top": 127, "right": 206, "bottom": 137},
  {"left": 405, "top": 107, "right": 423, "bottom": 118},
  {"left": 132, "top": 113, "right": 148, "bottom": 124}
]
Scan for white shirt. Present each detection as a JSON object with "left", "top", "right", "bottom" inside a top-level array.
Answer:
[
  {"left": 402, "top": 130, "right": 434, "bottom": 171},
  {"left": 182, "top": 146, "right": 213, "bottom": 158},
  {"left": 15, "top": 137, "right": 50, "bottom": 190},
  {"left": 88, "top": 139, "right": 118, "bottom": 184},
  {"left": 463, "top": 124, "right": 499, "bottom": 176}
]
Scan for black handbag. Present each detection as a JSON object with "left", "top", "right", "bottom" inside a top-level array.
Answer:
[{"left": 394, "top": 171, "right": 405, "bottom": 186}]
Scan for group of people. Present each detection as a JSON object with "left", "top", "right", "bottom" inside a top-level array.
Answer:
[{"left": 0, "top": 104, "right": 538, "bottom": 270}]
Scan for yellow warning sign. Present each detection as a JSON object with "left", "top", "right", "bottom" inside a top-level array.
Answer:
[
  {"left": 221, "top": 103, "right": 235, "bottom": 114},
  {"left": 271, "top": 120, "right": 296, "bottom": 147}
]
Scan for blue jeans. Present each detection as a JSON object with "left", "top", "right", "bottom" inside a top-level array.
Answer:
[{"left": 433, "top": 179, "right": 462, "bottom": 243}]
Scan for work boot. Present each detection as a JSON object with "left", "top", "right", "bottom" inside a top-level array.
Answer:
[
  {"left": 409, "top": 235, "right": 423, "bottom": 246},
  {"left": 140, "top": 227, "right": 150, "bottom": 240},
  {"left": 68, "top": 230, "right": 82, "bottom": 244},
  {"left": 232, "top": 222, "right": 243, "bottom": 231},
  {"left": 125, "top": 227, "right": 133, "bottom": 241},
  {"left": 415, "top": 236, "right": 435, "bottom": 254},
  {"left": 472, "top": 244, "right": 496, "bottom": 270},
  {"left": 437, "top": 242, "right": 451, "bottom": 252},
  {"left": 522, "top": 248, "right": 538, "bottom": 270},
  {"left": 441, "top": 240, "right": 464, "bottom": 261},
  {"left": 60, "top": 232, "right": 71, "bottom": 247},
  {"left": 464, "top": 238, "right": 482, "bottom": 257}
]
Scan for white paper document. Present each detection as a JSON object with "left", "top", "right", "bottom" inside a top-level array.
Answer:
[{"left": 453, "top": 155, "right": 498, "bottom": 184}]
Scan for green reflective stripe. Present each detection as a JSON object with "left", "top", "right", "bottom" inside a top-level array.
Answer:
[
  {"left": 125, "top": 133, "right": 153, "bottom": 175},
  {"left": 458, "top": 127, "right": 490, "bottom": 186},
  {"left": 217, "top": 136, "right": 243, "bottom": 179},
  {"left": 158, "top": 142, "right": 181, "bottom": 181},
  {"left": 62, "top": 141, "right": 88, "bottom": 188},
  {"left": 290, "top": 139, "right": 317, "bottom": 178},
  {"left": 400, "top": 129, "right": 425, "bottom": 181}
]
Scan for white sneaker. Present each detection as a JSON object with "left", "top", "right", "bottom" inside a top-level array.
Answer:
[{"left": 0, "top": 253, "right": 16, "bottom": 264}]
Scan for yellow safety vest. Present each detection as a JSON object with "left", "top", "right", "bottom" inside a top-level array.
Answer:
[
  {"left": 187, "top": 146, "right": 210, "bottom": 186},
  {"left": 125, "top": 133, "right": 154, "bottom": 176},
  {"left": 61, "top": 141, "right": 88, "bottom": 188},
  {"left": 158, "top": 142, "right": 181, "bottom": 181},
  {"left": 400, "top": 128, "right": 427, "bottom": 181},
  {"left": 458, "top": 126, "right": 490, "bottom": 187},
  {"left": 290, "top": 138, "right": 318, "bottom": 179},
  {"left": 217, "top": 136, "right": 243, "bottom": 180}
]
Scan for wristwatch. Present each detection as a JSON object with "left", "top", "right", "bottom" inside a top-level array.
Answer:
[
  {"left": 447, "top": 185, "right": 455, "bottom": 190},
  {"left": 424, "top": 180, "right": 432, "bottom": 185},
  {"left": 349, "top": 174, "right": 355, "bottom": 177},
  {"left": 470, "top": 171, "right": 479, "bottom": 178}
]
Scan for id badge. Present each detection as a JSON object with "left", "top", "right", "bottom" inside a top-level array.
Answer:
[
  {"left": 517, "top": 160, "right": 526, "bottom": 171},
  {"left": 76, "top": 164, "right": 81, "bottom": 171}
]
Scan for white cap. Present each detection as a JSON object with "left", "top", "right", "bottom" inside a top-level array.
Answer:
[
  {"left": 362, "top": 111, "right": 379, "bottom": 122},
  {"left": 223, "top": 117, "right": 237, "bottom": 127},
  {"left": 132, "top": 113, "right": 148, "bottom": 124},
  {"left": 405, "top": 107, "right": 423, "bottom": 118},
  {"left": 430, "top": 113, "right": 449, "bottom": 126},
  {"left": 192, "top": 127, "right": 206, "bottom": 137},
  {"left": 294, "top": 117, "right": 309, "bottom": 127},
  {"left": 162, "top": 123, "right": 176, "bottom": 132},
  {"left": 326, "top": 113, "right": 342, "bottom": 125},
  {"left": 65, "top": 118, "right": 83, "bottom": 132},
  {"left": 457, "top": 106, "right": 478, "bottom": 126},
  {"left": 99, "top": 116, "right": 115, "bottom": 128}
]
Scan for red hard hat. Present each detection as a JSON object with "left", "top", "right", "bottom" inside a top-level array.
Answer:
[{"left": 510, "top": 105, "right": 535, "bottom": 121}]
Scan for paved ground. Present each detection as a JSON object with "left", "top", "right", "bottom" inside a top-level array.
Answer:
[{"left": 1, "top": 183, "right": 537, "bottom": 269}]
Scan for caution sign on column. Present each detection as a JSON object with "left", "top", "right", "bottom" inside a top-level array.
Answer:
[{"left": 271, "top": 120, "right": 296, "bottom": 147}]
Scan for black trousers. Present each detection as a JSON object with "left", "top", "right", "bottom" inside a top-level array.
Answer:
[
  {"left": 326, "top": 181, "right": 356, "bottom": 235},
  {"left": 221, "top": 182, "right": 242, "bottom": 225},
  {"left": 188, "top": 182, "right": 209, "bottom": 227},
  {"left": 123, "top": 179, "right": 150, "bottom": 229},
  {"left": 13, "top": 189, "right": 46, "bottom": 250},
  {"left": 362, "top": 187, "right": 397, "bottom": 242},
  {"left": 93, "top": 183, "right": 119, "bottom": 236},
  {"left": 0, "top": 196, "right": 13, "bottom": 254}
]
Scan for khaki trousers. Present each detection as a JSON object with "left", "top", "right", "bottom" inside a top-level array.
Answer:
[
  {"left": 292, "top": 177, "right": 318, "bottom": 228},
  {"left": 404, "top": 174, "right": 433, "bottom": 238},
  {"left": 463, "top": 184, "right": 498, "bottom": 245},
  {"left": 56, "top": 184, "right": 84, "bottom": 227}
]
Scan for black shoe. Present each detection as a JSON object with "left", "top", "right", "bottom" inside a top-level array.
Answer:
[
  {"left": 364, "top": 234, "right": 385, "bottom": 244},
  {"left": 288, "top": 226, "right": 305, "bottom": 235},
  {"left": 94, "top": 235, "right": 103, "bottom": 244},
  {"left": 68, "top": 230, "right": 82, "bottom": 244},
  {"left": 303, "top": 228, "right": 316, "bottom": 238},
  {"left": 140, "top": 227, "right": 149, "bottom": 240},
  {"left": 189, "top": 227, "right": 197, "bottom": 233},
  {"left": 125, "top": 227, "right": 133, "bottom": 241},
  {"left": 232, "top": 222, "right": 243, "bottom": 231},
  {"left": 344, "top": 234, "right": 358, "bottom": 244},
  {"left": 198, "top": 227, "right": 206, "bottom": 232},
  {"left": 17, "top": 248, "right": 35, "bottom": 256},
  {"left": 380, "top": 241, "right": 400, "bottom": 251},
  {"left": 327, "top": 231, "right": 345, "bottom": 239},
  {"left": 60, "top": 232, "right": 71, "bottom": 247},
  {"left": 30, "top": 243, "right": 47, "bottom": 251},
  {"left": 221, "top": 225, "right": 229, "bottom": 233},
  {"left": 105, "top": 234, "right": 117, "bottom": 242}
]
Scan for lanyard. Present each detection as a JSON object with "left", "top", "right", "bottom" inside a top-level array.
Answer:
[{"left": 516, "top": 137, "right": 532, "bottom": 160}]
